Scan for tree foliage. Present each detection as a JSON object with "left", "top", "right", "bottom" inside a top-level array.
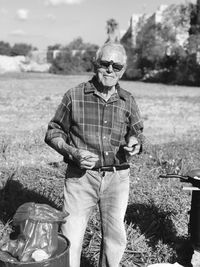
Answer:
[
  {"left": 121, "top": 2, "right": 200, "bottom": 86},
  {"left": 0, "top": 41, "right": 36, "bottom": 56},
  {"left": 49, "top": 37, "right": 99, "bottom": 74},
  {"left": 0, "top": 41, "right": 12, "bottom": 56},
  {"left": 106, "top": 18, "right": 120, "bottom": 43},
  {"left": 11, "top": 43, "right": 34, "bottom": 56}
]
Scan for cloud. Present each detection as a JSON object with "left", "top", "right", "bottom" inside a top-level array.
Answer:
[
  {"left": 45, "top": 0, "right": 84, "bottom": 6},
  {"left": 16, "top": 9, "right": 29, "bottom": 20},
  {"left": 10, "top": 29, "right": 26, "bottom": 36}
]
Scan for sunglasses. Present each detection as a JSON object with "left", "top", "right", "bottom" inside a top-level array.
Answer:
[{"left": 98, "top": 60, "right": 124, "bottom": 72}]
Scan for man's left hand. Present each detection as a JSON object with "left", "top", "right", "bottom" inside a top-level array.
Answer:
[{"left": 123, "top": 136, "right": 141, "bottom": 156}]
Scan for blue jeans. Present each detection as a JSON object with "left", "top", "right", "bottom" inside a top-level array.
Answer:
[{"left": 61, "top": 165, "right": 130, "bottom": 267}]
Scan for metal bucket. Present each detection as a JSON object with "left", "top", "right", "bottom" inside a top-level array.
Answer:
[
  {"left": 190, "top": 191, "right": 200, "bottom": 251},
  {"left": 0, "top": 234, "right": 70, "bottom": 267}
]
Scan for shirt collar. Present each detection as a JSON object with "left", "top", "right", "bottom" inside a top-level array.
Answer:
[{"left": 84, "top": 76, "right": 127, "bottom": 101}]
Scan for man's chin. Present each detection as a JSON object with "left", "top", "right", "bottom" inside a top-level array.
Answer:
[
  {"left": 103, "top": 83, "right": 115, "bottom": 88},
  {"left": 101, "top": 79, "right": 117, "bottom": 88},
  {"left": 97, "top": 75, "right": 118, "bottom": 88}
]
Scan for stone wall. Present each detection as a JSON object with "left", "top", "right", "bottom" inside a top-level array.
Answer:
[{"left": 121, "top": 2, "right": 192, "bottom": 52}]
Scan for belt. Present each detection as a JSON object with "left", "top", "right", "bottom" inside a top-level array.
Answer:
[{"left": 93, "top": 164, "right": 130, "bottom": 172}]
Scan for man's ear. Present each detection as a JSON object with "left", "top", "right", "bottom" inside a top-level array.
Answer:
[
  {"left": 92, "top": 57, "right": 98, "bottom": 72},
  {"left": 119, "top": 64, "right": 126, "bottom": 78},
  {"left": 92, "top": 57, "right": 95, "bottom": 65}
]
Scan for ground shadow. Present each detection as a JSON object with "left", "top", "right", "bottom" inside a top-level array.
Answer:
[
  {"left": 0, "top": 164, "right": 95, "bottom": 267},
  {"left": 80, "top": 256, "right": 95, "bottom": 267},
  {"left": 0, "top": 175, "right": 64, "bottom": 225},
  {"left": 125, "top": 202, "right": 193, "bottom": 265},
  {"left": 0, "top": 179, "right": 60, "bottom": 223},
  {"left": 126, "top": 203, "right": 177, "bottom": 245},
  {"left": 0, "top": 164, "right": 194, "bottom": 266},
  {"left": 0, "top": 163, "right": 66, "bottom": 223}
]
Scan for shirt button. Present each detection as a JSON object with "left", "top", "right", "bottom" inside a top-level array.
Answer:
[{"left": 105, "top": 152, "right": 108, "bottom": 156}]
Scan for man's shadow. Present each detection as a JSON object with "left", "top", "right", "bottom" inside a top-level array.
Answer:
[
  {"left": 125, "top": 202, "right": 177, "bottom": 245},
  {"left": 0, "top": 172, "right": 62, "bottom": 223},
  {"left": 125, "top": 202, "right": 193, "bottom": 265}
]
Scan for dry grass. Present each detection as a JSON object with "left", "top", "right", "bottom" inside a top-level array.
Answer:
[{"left": 0, "top": 72, "right": 200, "bottom": 266}]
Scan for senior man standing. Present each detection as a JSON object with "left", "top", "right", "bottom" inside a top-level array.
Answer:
[{"left": 45, "top": 42, "right": 144, "bottom": 267}]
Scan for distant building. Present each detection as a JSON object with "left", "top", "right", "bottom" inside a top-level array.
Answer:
[
  {"left": 28, "top": 50, "right": 48, "bottom": 64},
  {"left": 121, "top": 14, "right": 149, "bottom": 47},
  {"left": 121, "top": 3, "right": 191, "bottom": 51}
]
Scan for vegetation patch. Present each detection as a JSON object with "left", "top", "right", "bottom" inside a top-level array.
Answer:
[{"left": 0, "top": 74, "right": 199, "bottom": 266}]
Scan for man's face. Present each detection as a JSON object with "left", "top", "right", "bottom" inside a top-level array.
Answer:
[{"left": 96, "top": 47, "right": 126, "bottom": 88}]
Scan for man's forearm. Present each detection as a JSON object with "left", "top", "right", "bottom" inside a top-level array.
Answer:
[{"left": 47, "top": 137, "right": 77, "bottom": 159}]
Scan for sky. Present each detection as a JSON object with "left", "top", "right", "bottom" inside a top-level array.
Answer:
[{"left": 0, "top": 0, "right": 196, "bottom": 50}]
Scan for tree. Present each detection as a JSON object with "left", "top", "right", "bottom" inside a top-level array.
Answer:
[
  {"left": 49, "top": 39, "right": 99, "bottom": 74},
  {"left": 106, "top": 19, "right": 120, "bottom": 43},
  {"left": 48, "top": 44, "right": 62, "bottom": 51},
  {"left": 81, "top": 44, "right": 99, "bottom": 72},
  {"left": 11, "top": 43, "right": 34, "bottom": 56},
  {"left": 0, "top": 41, "right": 11, "bottom": 56},
  {"left": 50, "top": 50, "right": 81, "bottom": 74},
  {"left": 67, "top": 37, "right": 85, "bottom": 50}
]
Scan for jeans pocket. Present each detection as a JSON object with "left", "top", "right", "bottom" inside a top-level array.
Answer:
[
  {"left": 66, "top": 177, "right": 82, "bottom": 183},
  {"left": 65, "top": 165, "right": 86, "bottom": 182},
  {"left": 117, "top": 168, "right": 130, "bottom": 181}
]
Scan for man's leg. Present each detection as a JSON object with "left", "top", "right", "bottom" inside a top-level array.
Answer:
[
  {"left": 61, "top": 167, "right": 101, "bottom": 267},
  {"left": 98, "top": 169, "right": 130, "bottom": 267}
]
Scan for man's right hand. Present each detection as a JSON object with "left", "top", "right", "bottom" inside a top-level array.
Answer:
[
  {"left": 72, "top": 149, "right": 99, "bottom": 169},
  {"left": 49, "top": 138, "right": 99, "bottom": 169}
]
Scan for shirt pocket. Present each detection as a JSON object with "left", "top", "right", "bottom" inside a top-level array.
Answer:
[{"left": 110, "top": 112, "right": 126, "bottom": 147}]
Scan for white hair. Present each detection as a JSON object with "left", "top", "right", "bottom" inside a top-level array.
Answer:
[{"left": 95, "top": 42, "right": 127, "bottom": 64}]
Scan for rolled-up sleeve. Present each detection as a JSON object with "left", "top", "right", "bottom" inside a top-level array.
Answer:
[{"left": 45, "top": 91, "right": 71, "bottom": 145}]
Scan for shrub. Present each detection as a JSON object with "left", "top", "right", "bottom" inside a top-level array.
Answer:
[
  {"left": 49, "top": 38, "right": 98, "bottom": 75},
  {"left": 11, "top": 43, "right": 35, "bottom": 57},
  {"left": 0, "top": 41, "right": 12, "bottom": 56}
]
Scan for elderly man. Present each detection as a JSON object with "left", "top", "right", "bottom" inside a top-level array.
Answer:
[{"left": 45, "top": 42, "right": 143, "bottom": 267}]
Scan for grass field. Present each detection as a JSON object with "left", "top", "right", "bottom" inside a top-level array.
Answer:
[{"left": 0, "top": 72, "right": 200, "bottom": 266}]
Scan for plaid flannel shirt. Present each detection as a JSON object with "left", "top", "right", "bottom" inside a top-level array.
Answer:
[{"left": 45, "top": 77, "right": 143, "bottom": 167}]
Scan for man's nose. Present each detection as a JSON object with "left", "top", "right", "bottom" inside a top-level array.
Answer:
[{"left": 107, "top": 64, "right": 113, "bottom": 72}]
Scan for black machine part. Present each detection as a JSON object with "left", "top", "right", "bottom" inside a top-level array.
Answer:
[
  {"left": 160, "top": 168, "right": 200, "bottom": 251},
  {"left": 159, "top": 168, "right": 200, "bottom": 188}
]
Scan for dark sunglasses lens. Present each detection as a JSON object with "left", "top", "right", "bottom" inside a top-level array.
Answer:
[
  {"left": 112, "top": 63, "right": 124, "bottom": 71},
  {"left": 99, "top": 60, "right": 110, "bottom": 68},
  {"left": 99, "top": 60, "right": 124, "bottom": 72}
]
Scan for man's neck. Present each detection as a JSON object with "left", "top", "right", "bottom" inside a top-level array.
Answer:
[
  {"left": 99, "top": 87, "right": 116, "bottom": 101},
  {"left": 94, "top": 78, "right": 116, "bottom": 101}
]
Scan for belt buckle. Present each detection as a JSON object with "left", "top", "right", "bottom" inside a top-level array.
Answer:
[
  {"left": 95, "top": 166, "right": 117, "bottom": 172},
  {"left": 112, "top": 166, "right": 116, "bottom": 172}
]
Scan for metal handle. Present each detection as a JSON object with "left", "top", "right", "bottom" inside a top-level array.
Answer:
[{"left": 159, "top": 174, "right": 189, "bottom": 181}]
